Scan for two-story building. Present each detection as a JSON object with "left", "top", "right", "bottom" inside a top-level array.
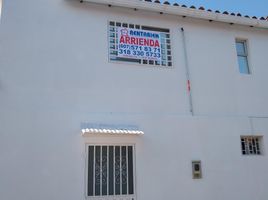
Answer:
[{"left": 1, "top": 0, "right": 268, "bottom": 200}]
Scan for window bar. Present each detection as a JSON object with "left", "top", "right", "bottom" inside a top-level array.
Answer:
[
  {"left": 120, "top": 146, "right": 122, "bottom": 195},
  {"left": 244, "top": 138, "right": 248, "bottom": 154},
  {"left": 126, "top": 146, "right": 129, "bottom": 195},
  {"left": 93, "top": 146, "right": 95, "bottom": 196},
  {"left": 106, "top": 145, "right": 110, "bottom": 196},
  {"left": 127, "top": 146, "right": 134, "bottom": 195},
  {"left": 88, "top": 146, "right": 95, "bottom": 196},
  {"left": 113, "top": 146, "right": 115, "bottom": 195},
  {"left": 100, "top": 146, "right": 102, "bottom": 196}
]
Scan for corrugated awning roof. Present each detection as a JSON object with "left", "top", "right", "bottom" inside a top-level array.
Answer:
[{"left": 82, "top": 128, "right": 144, "bottom": 136}]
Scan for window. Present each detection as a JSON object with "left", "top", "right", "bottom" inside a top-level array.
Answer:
[
  {"left": 235, "top": 40, "right": 250, "bottom": 74},
  {"left": 87, "top": 145, "right": 135, "bottom": 199},
  {"left": 109, "top": 21, "right": 172, "bottom": 67},
  {"left": 192, "top": 161, "right": 202, "bottom": 179},
  {"left": 240, "top": 136, "right": 262, "bottom": 155}
]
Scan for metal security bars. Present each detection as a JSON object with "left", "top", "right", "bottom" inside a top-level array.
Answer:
[
  {"left": 87, "top": 145, "right": 135, "bottom": 198},
  {"left": 240, "top": 136, "right": 262, "bottom": 155},
  {"left": 109, "top": 21, "right": 172, "bottom": 67}
]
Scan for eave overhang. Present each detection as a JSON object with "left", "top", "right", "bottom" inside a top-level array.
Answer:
[{"left": 81, "top": 0, "right": 268, "bottom": 29}]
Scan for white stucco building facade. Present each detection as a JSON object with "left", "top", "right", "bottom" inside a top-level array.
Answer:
[{"left": 1, "top": 0, "right": 268, "bottom": 200}]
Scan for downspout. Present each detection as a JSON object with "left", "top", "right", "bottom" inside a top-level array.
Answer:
[{"left": 181, "top": 27, "right": 194, "bottom": 115}]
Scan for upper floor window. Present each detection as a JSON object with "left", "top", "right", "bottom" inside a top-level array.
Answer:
[
  {"left": 109, "top": 21, "right": 172, "bottom": 67},
  {"left": 235, "top": 40, "right": 250, "bottom": 74}
]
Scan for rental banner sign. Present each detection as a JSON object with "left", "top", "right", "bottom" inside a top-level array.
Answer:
[{"left": 117, "top": 27, "right": 162, "bottom": 61}]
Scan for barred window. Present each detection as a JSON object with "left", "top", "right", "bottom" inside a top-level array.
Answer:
[
  {"left": 87, "top": 145, "right": 135, "bottom": 198},
  {"left": 240, "top": 136, "right": 262, "bottom": 155},
  {"left": 109, "top": 21, "right": 172, "bottom": 67}
]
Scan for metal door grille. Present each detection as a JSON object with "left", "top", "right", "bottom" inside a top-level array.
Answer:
[{"left": 87, "top": 145, "right": 135, "bottom": 199}]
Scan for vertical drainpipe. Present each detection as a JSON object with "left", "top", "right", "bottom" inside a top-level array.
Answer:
[{"left": 181, "top": 27, "right": 194, "bottom": 115}]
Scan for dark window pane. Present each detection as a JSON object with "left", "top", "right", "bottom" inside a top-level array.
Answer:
[
  {"left": 256, "top": 142, "right": 260, "bottom": 152},
  {"left": 95, "top": 146, "right": 101, "bottom": 196},
  {"left": 102, "top": 146, "right": 107, "bottom": 195},
  {"left": 115, "top": 146, "right": 121, "bottom": 195},
  {"left": 121, "top": 146, "right": 127, "bottom": 195},
  {"left": 253, "top": 147, "right": 257, "bottom": 154},
  {"left": 194, "top": 164, "right": 200, "bottom": 171},
  {"left": 241, "top": 142, "right": 245, "bottom": 151},
  {"left": 88, "top": 146, "right": 94, "bottom": 196},
  {"left": 155, "top": 61, "right": 160, "bottom": 65},
  {"left": 108, "top": 146, "right": 114, "bottom": 195},
  {"left": 128, "top": 146, "right": 134, "bottom": 195}
]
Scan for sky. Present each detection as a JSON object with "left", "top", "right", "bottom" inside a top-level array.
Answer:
[{"left": 165, "top": 0, "right": 268, "bottom": 18}]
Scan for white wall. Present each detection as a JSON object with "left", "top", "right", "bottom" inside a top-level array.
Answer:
[{"left": 1, "top": 1, "right": 268, "bottom": 200}]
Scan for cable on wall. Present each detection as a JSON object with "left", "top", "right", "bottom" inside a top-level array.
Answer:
[{"left": 181, "top": 27, "right": 194, "bottom": 115}]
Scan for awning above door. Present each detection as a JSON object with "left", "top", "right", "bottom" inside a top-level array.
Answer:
[{"left": 82, "top": 128, "right": 144, "bottom": 136}]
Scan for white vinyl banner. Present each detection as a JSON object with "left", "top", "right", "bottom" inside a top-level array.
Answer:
[{"left": 117, "top": 27, "right": 162, "bottom": 61}]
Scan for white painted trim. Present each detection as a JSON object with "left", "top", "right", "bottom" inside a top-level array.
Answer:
[{"left": 82, "top": 0, "right": 268, "bottom": 29}]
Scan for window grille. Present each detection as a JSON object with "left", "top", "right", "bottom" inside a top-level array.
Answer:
[
  {"left": 240, "top": 136, "right": 262, "bottom": 155},
  {"left": 109, "top": 21, "right": 172, "bottom": 67},
  {"left": 87, "top": 145, "right": 135, "bottom": 198}
]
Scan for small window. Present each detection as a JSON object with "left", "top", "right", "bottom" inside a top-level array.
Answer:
[
  {"left": 235, "top": 40, "right": 250, "bottom": 74},
  {"left": 108, "top": 21, "right": 172, "bottom": 67},
  {"left": 240, "top": 136, "right": 263, "bottom": 155},
  {"left": 87, "top": 145, "right": 135, "bottom": 199},
  {"left": 192, "top": 161, "right": 202, "bottom": 179}
]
